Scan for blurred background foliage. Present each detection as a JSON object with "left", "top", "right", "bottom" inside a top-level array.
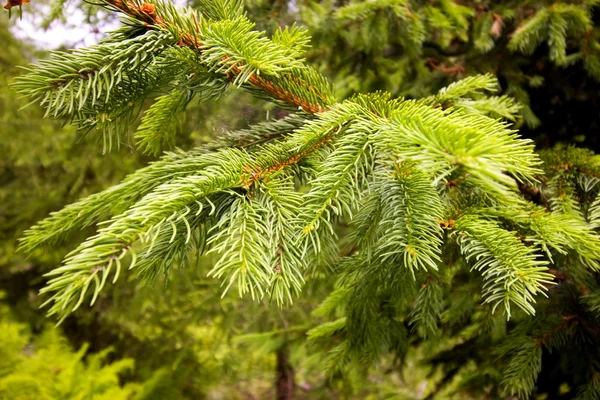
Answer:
[{"left": 1, "top": 0, "right": 600, "bottom": 398}]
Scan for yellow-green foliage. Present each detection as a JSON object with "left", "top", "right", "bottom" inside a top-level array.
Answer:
[{"left": 0, "top": 293, "right": 139, "bottom": 400}]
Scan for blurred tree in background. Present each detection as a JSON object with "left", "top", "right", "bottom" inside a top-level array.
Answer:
[
  {"left": 2, "top": 0, "right": 600, "bottom": 399},
  {"left": 296, "top": 0, "right": 600, "bottom": 151},
  {"left": 0, "top": 291, "right": 142, "bottom": 400}
]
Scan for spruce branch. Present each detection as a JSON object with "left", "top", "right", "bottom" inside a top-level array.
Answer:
[
  {"left": 373, "top": 163, "right": 444, "bottom": 275},
  {"left": 18, "top": 114, "right": 308, "bottom": 253},
  {"left": 306, "top": 318, "right": 346, "bottom": 341},
  {"left": 207, "top": 193, "right": 274, "bottom": 300},
  {"left": 258, "top": 178, "right": 305, "bottom": 306},
  {"left": 589, "top": 195, "right": 600, "bottom": 230},
  {"left": 509, "top": 4, "right": 593, "bottom": 65},
  {"left": 9, "top": 0, "right": 600, "bottom": 396},
  {"left": 452, "top": 215, "right": 554, "bottom": 318},
  {"left": 98, "top": 0, "right": 335, "bottom": 113},
  {"left": 134, "top": 85, "right": 194, "bottom": 155},
  {"left": 480, "top": 205, "right": 600, "bottom": 267},
  {"left": 409, "top": 280, "right": 444, "bottom": 339},
  {"left": 134, "top": 193, "right": 233, "bottom": 284},
  {"left": 502, "top": 339, "right": 543, "bottom": 398},
  {"left": 453, "top": 96, "right": 522, "bottom": 122},
  {"left": 31, "top": 85, "right": 553, "bottom": 321},
  {"left": 194, "top": 0, "right": 243, "bottom": 21},
  {"left": 373, "top": 98, "right": 541, "bottom": 195},
  {"left": 12, "top": 29, "right": 177, "bottom": 119},
  {"left": 301, "top": 118, "right": 373, "bottom": 254},
  {"left": 12, "top": 0, "right": 335, "bottom": 155},
  {"left": 13, "top": 0, "right": 580, "bottom": 331},
  {"left": 32, "top": 104, "right": 345, "bottom": 319},
  {"left": 40, "top": 148, "right": 250, "bottom": 322},
  {"left": 429, "top": 73, "right": 500, "bottom": 105}
]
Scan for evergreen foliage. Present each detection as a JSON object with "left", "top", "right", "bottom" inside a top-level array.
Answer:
[
  {"left": 6, "top": 0, "right": 600, "bottom": 398},
  {"left": 0, "top": 292, "right": 141, "bottom": 400},
  {"left": 298, "top": 0, "right": 600, "bottom": 149}
]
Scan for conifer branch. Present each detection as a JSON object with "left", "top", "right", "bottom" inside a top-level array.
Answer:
[
  {"left": 15, "top": 0, "right": 593, "bottom": 335},
  {"left": 9, "top": 0, "right": 600, "bottom": 396},
  {"left": 502, "top": 339, "right": 543, "bottom": 398},
  {"left": 409, "top": 280, "right": 443, "bottom": 339},
  {"left": 99, "top": 0, "right": 335, "bottom": 113},
  {"left": 207, "top": 193, "right": 274, "bottom": 300},
  {"left": 18, "top": 114, "right": 308, "bottom": 253},
  {"left": 480, "top": 205, "right": 600, "bottom": 267},
  {"left": 373, "top": 164, "right": 444, "bottom": 275},
  {"left": 134, "top": 193, "right": 231, "bottom": 284},
  {"left": 12, "top": 29, "right": 176, "bottom": 119},
  {"left": 453, "top": 215, "right": 554, "bottom": 317}
]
